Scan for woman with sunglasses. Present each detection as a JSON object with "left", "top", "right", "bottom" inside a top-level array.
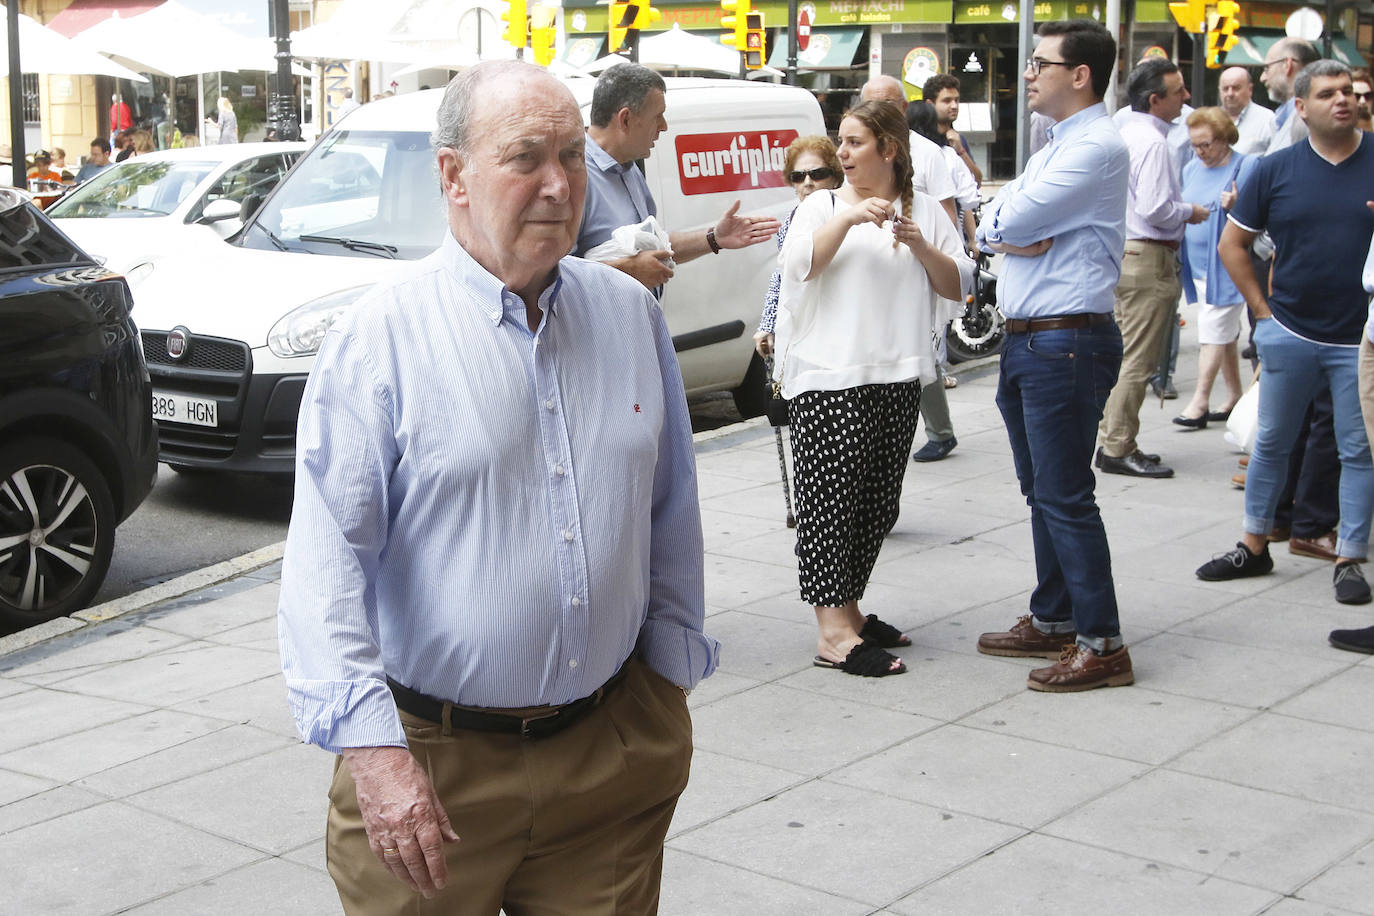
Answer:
[
  {"left": 1174, "top": 106, "right": 1257, "bottom": 430},
  {"left": 754, "top": 136, "right": 843, "bottom": 360},
  {"left": 774, "top": 101, "right": 972, "bottom": 677}
]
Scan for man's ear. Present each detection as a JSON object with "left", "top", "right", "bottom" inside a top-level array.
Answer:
[
  {"left": 1295, "top": 95, "right": 1308, "bottom": 122},
  {"left": 1072, "top": 65, "right": 1093, "bottom": 93},
  {"left": 438, "top": 148, "right": 468, "bottom": 206},
  {"left": 614, "top": 105, "right": 633, "bottom": 131}
]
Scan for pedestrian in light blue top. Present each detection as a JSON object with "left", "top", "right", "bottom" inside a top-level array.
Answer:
[
  {"left": 278, "top": 61, "right": 716, "bottom": 915},
  {"left": 974, "top": 19, "right": 1136, "bottom": 693},
  {"left": 1175, "top": 106, "right": 1257, "bottom": 428}
]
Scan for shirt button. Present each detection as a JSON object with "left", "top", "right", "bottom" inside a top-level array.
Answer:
[
  {"left": 571, "top": 596, "right": 581, "bottom": 606},
  {"left": 544, "top": 399, "right": 554, "bottom": 410},
  {"left": 562, "top": 529, "right": 574, "bottom": 542},
  {"left": 569, "top": 659, "right": 578, "bottom": 669},
  {"left": 489, "top": 311, "right": 500, "bottom": 321},
  {"left": 555, "top": 464, "right": 566, "bottom": 476}
]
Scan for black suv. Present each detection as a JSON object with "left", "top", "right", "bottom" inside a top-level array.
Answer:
[{"left": 0, "top": 188, "right": 158, "bottom": 628}]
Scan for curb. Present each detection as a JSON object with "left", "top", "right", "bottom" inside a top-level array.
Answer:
[{"left": 0, "top": 541, "right": 285, "bottom": 659}]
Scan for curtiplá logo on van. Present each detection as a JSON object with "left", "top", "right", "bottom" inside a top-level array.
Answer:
[{"left": 675, "top": 130, "right": 800, "bottom": 196}]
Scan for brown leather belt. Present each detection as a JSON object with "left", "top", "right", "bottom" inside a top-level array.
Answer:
[
  {"left": 1128, "top": 237, "right": 1180, "bottom": 251},
  {"left": 387, "top": 663, "right": 629, "bottom": 740},
  {"left": 1005, "top": 313, "right": 1115, "bottom": 334}
]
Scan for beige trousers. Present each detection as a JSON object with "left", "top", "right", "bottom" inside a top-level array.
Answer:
[
  {"left": 1099, "top": 241, "right": 1182, "bottom": 458},
  {"left": 1359, "top": 338, "right": 1374, "bottom": 456},
  {"left": 325, "top": 658, "right": 693, "bottom": 916}
]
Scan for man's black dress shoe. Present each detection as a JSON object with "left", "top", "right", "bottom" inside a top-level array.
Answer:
[{"left": 1097, "top": 449, "right": 1175, "bottom": 478}]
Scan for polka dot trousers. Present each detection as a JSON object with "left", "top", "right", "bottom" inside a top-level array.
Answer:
[{"left": 788, "top": 381, "right": 921, "bottom": 608}]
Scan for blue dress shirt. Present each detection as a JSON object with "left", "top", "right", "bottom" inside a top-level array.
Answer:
[
  {"left": 977, "top": 103, "right": 1129, "bottom": 319},
  {"left": 278, "top": 232, "right": 717, "bottom": 753},
  {"left": 575, "top": 133, "right": 657, "bottom": 258}
]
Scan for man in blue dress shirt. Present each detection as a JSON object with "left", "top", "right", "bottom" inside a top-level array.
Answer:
[
  {"left": 277, "top": 61, "right": 718, "bottom": 914},
  {"left": 973, "top": 20, "right": 1136, "bottom": 692}
]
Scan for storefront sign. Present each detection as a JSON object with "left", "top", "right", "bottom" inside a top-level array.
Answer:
[
  {"left": 563, "top": 0, "right": 952, "bottom": 30},
  {"left": 676, "top": 130, "right": 797, "bottom": 195},
  {"left": 902, "top": 46, "right": 941, "bottom": 88},
  {"left": 953, "top": 1, "right": 1104, "bottom": 23}
]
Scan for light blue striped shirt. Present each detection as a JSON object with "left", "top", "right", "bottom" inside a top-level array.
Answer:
[
  {"left": 977, "top": 103, "right": 1129, "bottom": 319},
  {"left": 278, "top": 232, "right": 717, "bottom": 753}
]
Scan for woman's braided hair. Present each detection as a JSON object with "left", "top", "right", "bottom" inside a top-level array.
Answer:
[{"left": 842, "top": 99, "right": 914, "bottom": 249}]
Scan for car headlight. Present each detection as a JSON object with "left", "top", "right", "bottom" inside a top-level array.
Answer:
[
  {"left": 267, "top": 286, "right": 371, "bottom": 357},
  {"left": 123, "top": 261, "right": 153, "bottom": 291}
]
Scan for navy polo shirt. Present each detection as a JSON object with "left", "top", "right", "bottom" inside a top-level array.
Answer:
[{"left": 1229, "top": 135, "right": 1374, "bottom": 345}]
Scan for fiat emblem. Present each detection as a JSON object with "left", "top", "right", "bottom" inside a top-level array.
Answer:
[{"left": 167, "top": 326, "right": 190, "bottom": 361}]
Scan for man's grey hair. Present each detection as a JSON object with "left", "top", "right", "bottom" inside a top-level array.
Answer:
[
  {"left": 1274, "top": 36, "right": 1321, "bottom": 70},
  {"left": 432, "top": 60, "right": 538, "bottom": 154},
  {"left": 1127, "top": 57, "right": 1180, "bottom": 112},
  {"left": 589, "top": 62, "right": 665, "bottom": 128},
  {"left": 1296, "top": 59, "right": 1352, "bottom": 100}
]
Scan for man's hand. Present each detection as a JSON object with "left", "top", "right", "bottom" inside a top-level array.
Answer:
[
  {"left": 753, "top": 330, "right": 774, "bottom": 358},
  {"left": 713, "top": 200, "right": 780, "bottom": 249},
  {"left": 945, "top": 127, "right": 964, "bottom": 149},
  {"left": 343, "top": 746, "right": 460, "bottom": 898},
  {"left": 988, "top": 238, "right": 1053, "bottom": 257},
  {"left": 611, "top": 249, "right": 675, "bottom": 289},
  {"left": 1187, "top": 203, "right": 1210, "bottom": 225}
]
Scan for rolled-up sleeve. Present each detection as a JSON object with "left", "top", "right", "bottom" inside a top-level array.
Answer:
[
  {"left": 277, "top": 319, "right": 406, "bottom": 753},
  {"left": 636, "top": 304, "right": 718, "bottom": 688}
]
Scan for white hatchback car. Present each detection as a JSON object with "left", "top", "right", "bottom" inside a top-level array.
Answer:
[{"left": 48, "top": 142, "right": 307, "bottom": 271}]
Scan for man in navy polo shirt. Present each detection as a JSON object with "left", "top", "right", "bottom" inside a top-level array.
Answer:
[{"left": 1197, "top": 60, "right": 1374, "bottom": 606}]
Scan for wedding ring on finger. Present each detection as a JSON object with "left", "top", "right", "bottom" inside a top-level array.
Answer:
[{"left": 383, "top": 847, "right": 400, "bottom": 856}]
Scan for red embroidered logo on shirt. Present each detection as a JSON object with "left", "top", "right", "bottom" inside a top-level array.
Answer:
[{"left": 634, "top": 404, "right": 641, "bottom": 413}]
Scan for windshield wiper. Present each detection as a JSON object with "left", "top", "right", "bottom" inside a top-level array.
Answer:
[
  {"left": 298, "top": 234, "right": 398, "bottom": 258},
  {"left": 253, "top": 221, "right": 291, "bottom": 251}
]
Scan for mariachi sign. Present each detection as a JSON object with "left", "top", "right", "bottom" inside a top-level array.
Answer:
[{"left": 676, "top": 130, "right": 798, "bottom": 196}]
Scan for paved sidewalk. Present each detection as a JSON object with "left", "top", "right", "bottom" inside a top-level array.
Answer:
[{"left": 3, "top": 327, "right": 1374, "bottom": 915}]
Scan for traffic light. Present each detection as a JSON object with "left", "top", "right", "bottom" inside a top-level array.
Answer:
[
  {"left": 608, "top": 1, "right": 635, "bottom": 54},
  {"left": 1167, "top": 0, "right": 1207, "bottom": 34},
  {"left": 531, "top": 4, "right": 557, "bottom": 67},
  {"left": 720, "top": 0, "right": 751, "bottom": 54},
  {"left": 743, "top": 11, "right": 765, "bottom": 70},
  {"left": 1205, "top": 0, "right": 1241, "bottom": 69},
  {"left": 632, "top": 2, "right": 662, "bottom": 33},
  {"left": 501, "top": 0, "right": 527, "bottom": 50}
]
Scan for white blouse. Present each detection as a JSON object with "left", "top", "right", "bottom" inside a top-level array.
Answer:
[{"left": 773, "top": 188, "right": 973, "bottom": 398}]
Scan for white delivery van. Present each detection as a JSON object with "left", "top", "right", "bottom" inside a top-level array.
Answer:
[{"left": 127, "top": 77, "right": 825, "bottom": 474}]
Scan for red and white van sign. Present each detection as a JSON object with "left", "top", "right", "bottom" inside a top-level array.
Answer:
[{"left": 676, "top": 130, "right": 799, "bottom": 196}]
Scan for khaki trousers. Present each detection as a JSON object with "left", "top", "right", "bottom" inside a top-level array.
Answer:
[
  {"left": 1360, "top": 338, "right": 1374, "bottom": 457},
  {"left": 1099, "top": 241, "right": 1182, "bottom": 457},
  {"left": 325, "top": 658, "right": 693, "bottom": 916}
]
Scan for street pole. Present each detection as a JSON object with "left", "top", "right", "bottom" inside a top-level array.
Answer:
[
  {"left": 1105, "top": 0, "right": 1121, "bottom": 113},
  {"left": 267, "top": 0, "right": 300, "bottom": 141},
  {"left": 1323, "top": 0, "right": 1335, "bottom": 59},
  {"left": 1015, "top": 0, "right": 1034, "bottom": 174},
  {"left": 1192, "top": 31, "right": 1204, "bottom": 105},
  {"left": 786, "top": 0, "right": 798, "bottom": 86},
  {"left": 7, "top": 1, "right": 24, "bottom": 189}
]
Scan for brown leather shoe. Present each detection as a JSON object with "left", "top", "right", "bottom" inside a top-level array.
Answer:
[
  {"left": 977, "top": 615, "right": 1077, "bottom": 658},
  {"left": 1028, "top": 645, "right": 1134, "bottom": 693},
  {"left": 1267, "top": 526, "right": 1291, "bottom": 542},
  {"left": 1290, "top": 531, "right": 1338, "bottom": 562},
  {"left": 1231, "top": 472, "right": 1246, "bottom": 489},
  {"left": 1238, "top": 456, "right": 1250, "bottom": 469}
]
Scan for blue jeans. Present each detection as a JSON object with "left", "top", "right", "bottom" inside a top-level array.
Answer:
[
  {"left": 996, "top": 323, "right": 1124, "bottom": 650},
  {"left": 1246, "top": 320, "right": 1373, "bottom": 559}
]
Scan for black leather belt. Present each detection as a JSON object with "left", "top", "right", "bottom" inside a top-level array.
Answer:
[
  {"left": 1128, "top": 237, "right": 1180, "bottom": 251},
  {"left": 1005, "top": 313, "right": 1115, "bottom": 334},
  {"left": 387, "top": 663, "right": 629, "bottom": 740}
]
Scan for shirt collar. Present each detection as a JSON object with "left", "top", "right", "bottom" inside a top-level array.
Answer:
[
  {"left": 585, "top": 132, "right": 627, "bottom": 175},
  {"left": 1122, "top": 108, "right": 1173, "bottom": 136},
  {"left": 1047, "top": 102, "right": 1108, "bottom": 147},
  {"left": 439, "top": 231, "right": 564, "bottom": 328}
]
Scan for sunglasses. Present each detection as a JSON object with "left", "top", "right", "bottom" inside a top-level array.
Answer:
[{"left": 788, "top": 167, "right": 836, "bottom": 184}]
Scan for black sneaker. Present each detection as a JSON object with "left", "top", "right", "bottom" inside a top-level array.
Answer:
[
  {"left": 1329, "top": 624, "right": 1374, "bottom": 653},
  {"left": 1196, "top": 542, "right": 1273, "bottom": 581},
  {"left": 1333, "top": 562, "right": 1372, "bottom": 605}
]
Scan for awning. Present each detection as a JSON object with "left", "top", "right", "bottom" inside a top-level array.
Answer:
[
  {"left": 1329, "top": 34, "right": 1367, "bottom": 69},
  {"left": 1225, "top": 30, "right": 1367, "bottom": 69},
  {"left": 44, "top": 0, "right": 162, "bottom": 39},
  {"left": 766, "top": 27, "right": 863, "bottom": 71}
]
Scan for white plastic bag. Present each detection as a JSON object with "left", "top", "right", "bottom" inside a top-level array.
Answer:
[
  {"left": 1224, "top": 375, "right": 1261, "bottom": 454},
  {"left": 583, "top": 216, "right": 675, "bottom": 270}
]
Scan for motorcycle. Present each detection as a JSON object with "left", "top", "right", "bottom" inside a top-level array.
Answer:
[{"left": 946, "top": 249, "right": 1003, "bottom": 364}]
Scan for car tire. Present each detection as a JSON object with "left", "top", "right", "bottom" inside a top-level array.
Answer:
[
  {"left": 731, "top": 353, "right": 771, "bottom": 419},
  {"left": 0, "top": 437, "right": 116, "bottom": 628}
]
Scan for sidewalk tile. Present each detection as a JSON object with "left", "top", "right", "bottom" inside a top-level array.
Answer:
[
  {"left": 0, "top": 687, "right": 153, "bottom": 756},
  {"left": 961, "top": 687, "right": 1254, "bottom": 766},
  {"left": 1042, "top": 769, "right": 1374, "bottom": 894},
  {"left": 1171, "top": 595, "right": 1374, "bottom": 659},
  {"left": 143, "top": 581, "right": 280, "bottom": 639},
  {"left": 128, "top": 742, "right": 333, "bottom": 855},
  {"left": 0, "top": 677, "right": 32, "bottom": 700},
  {"left": 685, "top": 670, "right": 760, "bottom": 709},
  {"left": 0, "top": 709, "right": 230, "bottom": 782},
  {"left": 668, "top": 749, "right": 804, "bottom": 837},
  {"left": 659, "top": 848, "right": 872, "bottom": 916},
  {"left": 77, "top": 723, "right": 292, "bottom": 798},
  {"left": 709, "top": 527, "right": 801, "bottom": 571},
  {"left": 699, "top": 610, "right": 816, "bottom": 681},
  {"left": 892, "top": 833, "right": 1277, "bottom": 915},
  {"left": 1172, "top": 713, "right": 1374, "bottom": 815},
  {"left": 51, "top": 641, "right": 284, "bottom": 708},
  {"left": 0, "top": 623, "right": 192, "bottom": 684},
  {"left": 204, "top": 616, "right": 280, "bottom": 652},
  {"left": 1273, "top": 666, "right": 1374, "bottom": 734},
  {"left": 689, "top": 683, "right": 940, "bottom": 777},
  {"left": 699, "top": 505, "right": 779, "bottom": 543},
  {"left": 1294, "top": 838, "right": 1374, "bottom": 915},
  {"left": 281, "top": 838, "right": 328, "bottom": 874},
  {"left": 170, "top": 674, "right": 297, "bottom": 739},
  {"left": 827, "top": 724, "right": 1145, "bottom": 829},
  {"left": 703, "top": 555, "right": 796, "bottom": 610},
  {"left": 668, "top": 779, "right": 1019, "bottom": 905},
  {"left": 0, "top": 768, "right": 55, "bottom": 807},
  {"left": 1129, "top": 632, "right": 1348, "bottom": 708},
  {"left": 0, "top": 801, "right": 257, "bottom": 916},
  {"left": 0, "top": 784, "right": 106, "bottom": 836},
  {"left": 119, "top": 857, "right": 339, "bottom": 916},
  {"left": 1262, "top": 899, "right": 1369, "bottom": 915}
]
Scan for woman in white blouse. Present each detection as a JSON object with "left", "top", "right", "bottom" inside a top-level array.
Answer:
[{"left": 774, "top": 99, "right": 973, "bottom": 677}]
